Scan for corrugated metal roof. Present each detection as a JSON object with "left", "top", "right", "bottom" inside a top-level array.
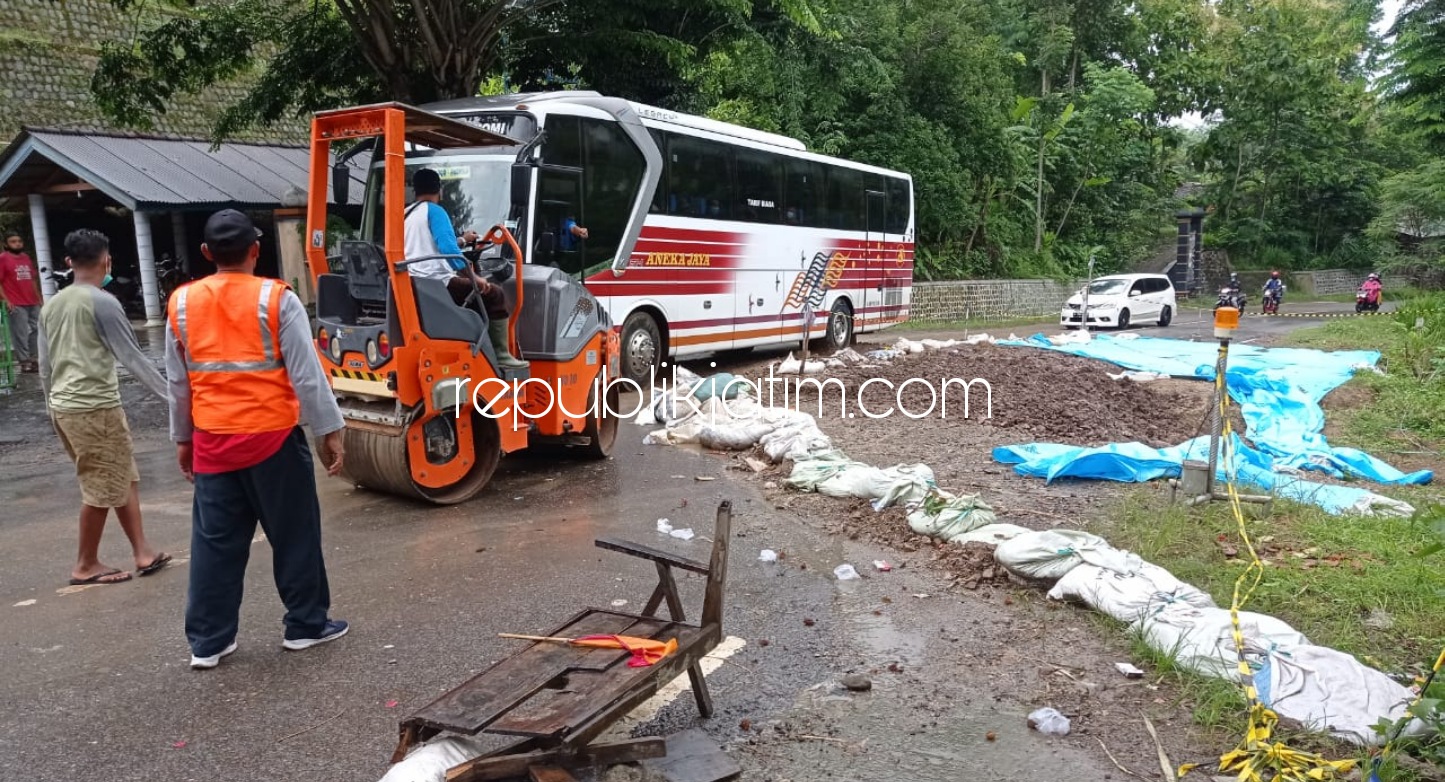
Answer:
[{"left": 0, "top": 128, "right": 366, "bottom": 211}]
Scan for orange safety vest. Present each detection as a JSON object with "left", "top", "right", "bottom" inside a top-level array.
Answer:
[{"left": 168, "top": 274, "right": 301, "bottom": 434}]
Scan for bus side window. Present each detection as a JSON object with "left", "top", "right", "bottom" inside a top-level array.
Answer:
[
  {"left": 542, "top": 115, "right": 582, "bottom": 168},
  {"left": 580, "top": 117, "right": 645, "bottom": 275},
  {"left": 785, "top": 158, "right": 825, "bottom": 228},
  {"left": 886, "top": 176, "right": 910, "bottom": 235},
  {"left": 827, "top": 167, "right": 863, "bottom": 231},
  {"left": 670, "top": 135, "right": 733, "bottom": 221},
  {"left": 648, "top": 128, "right": 667, "bottom": 214},
  {"left": 735, "top": 148, "right": 783, "bottom": 224}
]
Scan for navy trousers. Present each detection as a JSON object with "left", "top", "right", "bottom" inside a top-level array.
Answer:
[{"left": 185, "top": 427, "right": 331, "bottom": 657}]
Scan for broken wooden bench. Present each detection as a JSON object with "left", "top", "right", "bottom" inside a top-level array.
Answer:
[{"left": 390, "top": 500, "right": 733, "bottom": 781}]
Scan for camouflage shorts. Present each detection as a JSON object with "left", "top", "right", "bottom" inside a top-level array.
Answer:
[{"left": 52, "top": 406, "right": 140, "bottom": 508}]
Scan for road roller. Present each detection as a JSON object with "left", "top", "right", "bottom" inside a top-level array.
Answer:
[{"left": 303, "top": 102, "right": 642, "bottom": 504}]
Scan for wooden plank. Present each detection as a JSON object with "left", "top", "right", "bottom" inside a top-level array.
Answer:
[
  {"left": 527, "top": 766, "right": 577, "bottom": 782},
  {"left": 405, "top": 612, "right": 636, "bottom": 734},
  {"left": 702, "top": 503, "right": 732, "bottom": 628},
  {"left": 641, "top": 729, "right": 741, "bottom": 782},
  {"left": 654, "top": 560, "right": 716, "bottom": 718},
  {"left": 487, "top": 624, "right": 717, "bottom": 740},
  {"left": 595, "top": 536, "right": 710, "bottom": 574},
  {"left": 445, "top": 738, "right": 666, "bottom": 782}
]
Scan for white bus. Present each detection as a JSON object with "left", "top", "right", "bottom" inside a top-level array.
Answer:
[{"left": 352, "top": 90, "right": 915, "bottom": 383}]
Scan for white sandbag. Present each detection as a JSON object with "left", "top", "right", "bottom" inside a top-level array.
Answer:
[
  {"left": 759, "top": 419, "right": 834, "bottom": 463},
  {"left": 894, "top": 338, "right": 926, "bottom": 354},
  {"left": 1136, "top": 604, "right": 1308, "bottom": 679},
  {"left": 1251, "top": 643, "right": 1428, "bottom": 746},
  {"left": 948, "top": 523, "right": 1032, "bottom": 545},
  {"left": 834, "top": 347, "right": 867, "bottom": 364},
  {"left": 921, "top": 338, "right": 960, "bottom": 350},
  {"left": 786, "top": 458, "right": 866, "bottom": 492},
  {"left": 826, "top": 357, "right": 846, "bottom": 368},
  {"left": 994, "top": 529, "right": 1143, "bottom": 582},
  {"left": 698, "top": 423, "right": 773, "bottom": 451},
  {"left": 1047, "top": 563, "right": 1215, "bottom": 623},
  {"left": 633, "top": 401, "right": 658, "bottom": 426},
  {"left": 906, "top": 492, "right": 998, "bottom": 541},
  {"left": 869, "top": 464, "right": 938, "bottom": 508},
  {"left": 775, "top": 352, "right": 827, "bottom": 375},
  {"left": 379, "top": 736, "right": 490, "bottom": 782},
  {"left": 965, "top": 334, "right": 995, "bottom": 345}
]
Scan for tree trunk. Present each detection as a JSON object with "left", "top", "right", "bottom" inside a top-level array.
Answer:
[{"left": 1035, "top": 73, "right": 1049, "bottom": 254}]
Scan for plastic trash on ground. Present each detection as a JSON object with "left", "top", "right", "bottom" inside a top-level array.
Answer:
[
  {"left": 656, "top": 518, "right": 673, "bottom": 534},
  {"left": 1027, "top": 707, "right": 1071, "bottom": 736},
  {"left": 834, "top": 564, "right": 860, "bottom": 581},
  {"left": 670, "top": 528, "right": 695, "bottom": 541},
  {"left": 759, "top": 549, "right": 778, "bottom": 563}
]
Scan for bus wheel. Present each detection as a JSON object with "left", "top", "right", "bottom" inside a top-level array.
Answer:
[
  {"left": 813, "top": 300, "right": 854, "bottom": 353},
  {"left": 621, "top": 311, "right": 663, "bottom": 387}
]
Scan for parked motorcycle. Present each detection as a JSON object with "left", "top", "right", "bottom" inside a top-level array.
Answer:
[
  {"left": 157, "top": 254, "right": 189, "bottom": 304},
  {"left": 49, "top": 267, "right": 74, "bottom": 291},
  {"left": 105, "top": 275, "right": 147, "bottom": 320},
  {"left": 1355, "top": 285, "right": 1381, "bottom": 313}
]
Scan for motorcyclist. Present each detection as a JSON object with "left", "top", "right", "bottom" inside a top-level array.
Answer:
[
  {"left": 1263, "top": 271, "right": 1284, "bottom": 297},
  {"left": 1360, "top": 272, "right": 1382, "bottom": 304}
]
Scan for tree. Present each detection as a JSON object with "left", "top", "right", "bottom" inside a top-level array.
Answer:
[
  {"left": 91, "top": 0, "right": 822, "bottom": 140},
  {"left": 1386, "top": 0, "right": 1445, "bottom": 149}
]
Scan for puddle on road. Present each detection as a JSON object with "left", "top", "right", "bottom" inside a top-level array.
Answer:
[{"left": 847, "top": 610, "right": 928, "bottom": 667}]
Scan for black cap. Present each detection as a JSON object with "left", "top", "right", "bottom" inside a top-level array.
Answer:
[
  {"left": 203, "top": 209, "right": 262, "bottom": 253},
  {"left": 412, "top": 168, "right": 442, "bottom": 196}
]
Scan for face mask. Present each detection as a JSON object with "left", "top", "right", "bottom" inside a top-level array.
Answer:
[{"left": 102, "top": 273, "right": 113, "bottom": 287}]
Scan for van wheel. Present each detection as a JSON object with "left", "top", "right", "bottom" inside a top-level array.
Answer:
[
  {"left": 1117, "top": 309, "right": 1131, "bottom": 330},
  {"left": 620, "top": 311, "right": 663, "bottom": 387},
  {"left": 1157, "top": 305, "right": 1172, "bottom": 327},
  {"left": 811, "top": 300, "right": 854, "bottom": 353}
]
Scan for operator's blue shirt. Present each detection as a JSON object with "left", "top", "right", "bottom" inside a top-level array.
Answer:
[
  {"left": 560, "top": 218, "right": 579, "bottom": 251},
  {"left": 427, "top": 202, "right": 467, "bottom": 271}
]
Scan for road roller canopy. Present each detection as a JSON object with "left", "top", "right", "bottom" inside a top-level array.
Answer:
[{"left": 311, "top": 102, "right": 521, "bottom": 149}]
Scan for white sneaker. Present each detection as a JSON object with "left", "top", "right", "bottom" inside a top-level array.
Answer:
[
  {"left": 282, "top": 619, "right": 349, "bottom": 651},
  {"left": 190, "top": 641, "right": 238, "bottom": 670}
]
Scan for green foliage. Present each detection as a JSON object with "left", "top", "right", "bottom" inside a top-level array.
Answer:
[{"left": 1387, "top": 0, "right": 1445, "bottom": 151}]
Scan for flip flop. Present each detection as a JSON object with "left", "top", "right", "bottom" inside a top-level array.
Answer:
[
  {"left": 68, "top": 569, "right": 133, "bottom": 585},
  {"left": 137, "top": 553, "right": 173, "bottom": 576}
]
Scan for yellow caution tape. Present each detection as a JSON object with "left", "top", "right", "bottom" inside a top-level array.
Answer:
[{"left": 1176, "top": 343, "right": 1357, "bottom": 781}]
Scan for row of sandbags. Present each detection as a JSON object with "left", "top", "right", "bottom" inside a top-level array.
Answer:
[{"left": 979, "top": 527, "right": 1425, "bottom": 746}]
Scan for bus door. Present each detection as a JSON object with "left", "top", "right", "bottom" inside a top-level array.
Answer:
[
  {"left": 533, "top": 167, "right": 585, "bottom": 277},
  {"left": 864, "top": 188, "right": 888, "bottom": 328}
]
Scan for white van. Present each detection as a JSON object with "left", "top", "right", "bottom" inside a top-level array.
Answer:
[{"left": 1060, "top": 273, "right": 1176, "bottom": 329}]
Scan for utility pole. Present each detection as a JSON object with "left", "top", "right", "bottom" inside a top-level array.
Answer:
[{"left": 1080, "top": 253, "right": 1096, "bottom": 335}]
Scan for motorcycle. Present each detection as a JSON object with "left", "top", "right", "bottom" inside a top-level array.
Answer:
[
  {"left": 105, "top": 275, "right": 147, "bottom": 320},
  {"left": 1261, "top": 286, "right": 1283, "bottom": 314},
  {"left": 156, "top": 254, "right": 189, "bottom": 304},
  {"left": 49, "top": 267, "right": 74, "bottom": 291},
  {"left": 1355, "top": 285, "right": 1381, "bottom": 313},
  {"left": 1215, "top": 284, "right": 1246, "bottom": 311}
]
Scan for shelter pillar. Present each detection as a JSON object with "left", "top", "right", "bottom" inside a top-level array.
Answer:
[
  {"left": 171, "top": 211, "right": 192, "bottom": 277},
  {"left": 133, "top": 210, "right": 164, "bottom": 325},
  {"left": 28, "top": 195, "right": 57, "bottom": 300}
]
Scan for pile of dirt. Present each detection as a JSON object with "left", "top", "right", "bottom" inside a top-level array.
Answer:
[{"left": 814, "top": 344, "right": 1212, "bottom": 447}]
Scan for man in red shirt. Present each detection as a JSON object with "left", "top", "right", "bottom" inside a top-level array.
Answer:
[{"left": 1, "top": 231, "right": 44, "bottom": 373}]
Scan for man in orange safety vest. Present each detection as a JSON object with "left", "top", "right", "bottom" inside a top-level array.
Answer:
[{"left": 165, "top": 209, "right": 349, "bottom": 670}]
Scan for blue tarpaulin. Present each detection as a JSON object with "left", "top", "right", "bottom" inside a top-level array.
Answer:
[{"left": 991, "top": 333, "right": 1431, "bottom": 515}]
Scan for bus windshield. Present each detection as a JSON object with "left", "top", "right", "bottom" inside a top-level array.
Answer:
[{"left": 362, "top": 155, "right": 515, "bottom": 245}]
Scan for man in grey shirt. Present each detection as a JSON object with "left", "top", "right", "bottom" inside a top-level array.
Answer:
[
  {"left": 38, "top": 229, "right": 173, "bottom": 585},
  {"left": 165, "top": 209, "right": 349, "bottom": 670}
]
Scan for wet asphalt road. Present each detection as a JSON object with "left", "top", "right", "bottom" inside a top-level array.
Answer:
[{"left": 0, "top": 302, "right": 1372, "bottom": 782}]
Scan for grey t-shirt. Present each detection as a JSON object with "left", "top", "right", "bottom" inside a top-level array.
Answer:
[{"left": 37, "top": 284, "right": 167, "bottom": 412}]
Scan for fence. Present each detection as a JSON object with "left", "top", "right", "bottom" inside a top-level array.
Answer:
[{"left": 908, "top": 268, "right": 1373, "bottom": 324}]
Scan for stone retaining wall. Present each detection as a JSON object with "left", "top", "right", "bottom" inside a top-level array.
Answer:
[{"left": 910, "top": 279, "right": 1079, "bottom": 322}]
